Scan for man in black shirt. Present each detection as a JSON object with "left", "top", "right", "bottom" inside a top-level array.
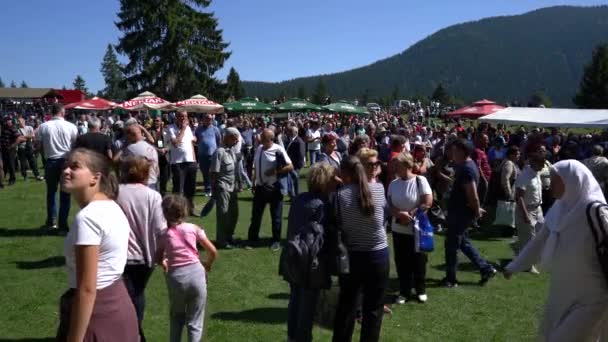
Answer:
[
  {"left": 73, "top": 116, "right": 113, "bottom": 159},
  {"left": 1, "top": 117, "right": 25, "bottom": 185},
  {"left": 444, "top": 139, "right": 496, "bottom": 288}
]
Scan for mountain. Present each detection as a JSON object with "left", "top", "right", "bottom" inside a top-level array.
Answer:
[{"left": 242, "top": 6, "right": 608, "bottom": 107}]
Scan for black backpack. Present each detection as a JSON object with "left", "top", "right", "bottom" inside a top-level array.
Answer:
[
  {"left": 283, "top": 221, "right": 327, "bottom": 288},
  {"left": 585, "top": 201, "right": 608, "bottom": 284}
]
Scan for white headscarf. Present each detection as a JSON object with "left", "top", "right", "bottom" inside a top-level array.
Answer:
[{"left": 540, "top": 160, "right": 606, "bottom": 269}]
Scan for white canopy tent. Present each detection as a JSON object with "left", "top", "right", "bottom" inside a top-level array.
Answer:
[{"left": 479, "top": 107, "right": 608, "bottom": 128}]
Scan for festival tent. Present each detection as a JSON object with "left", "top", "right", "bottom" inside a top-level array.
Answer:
[
  {"left": 447, "top": 99, "right": 505, "bottom": 119},
  {"left": 118, "top": 91, "right": 173, "bottom": 110},
  {"left": 223, "top": 97, "right": 273, "bottom": 113},
  {"left": 323, "top": 101, "right": 369, "bottom": 115},
  {"left": 479, "top": 107, "right": 608, "bottom": 128},
  {"left": 173, "top": 94, "right": 224, "bottom": 113},
  {"left": 64, "top": 97, "right": 117, "bottom": 110},
  {"left": 275, "top": 98, "right": 323, "bottom": 112}
]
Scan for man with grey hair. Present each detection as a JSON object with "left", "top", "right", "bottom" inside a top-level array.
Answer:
[
  {"left": 73, "top": 115, "right": 113, "bottom": 160},
  {"left": 247, "top": 128, "right": 293, "bottom": 251},
  {"left": 583, "top": 145, "right": 608, "bottom": 196},
  {"left": 210, "top": 127, "right": 240, "bottom": 248},
  {"left": 122, "top": 124, "right": 160, "bottom": 190}
]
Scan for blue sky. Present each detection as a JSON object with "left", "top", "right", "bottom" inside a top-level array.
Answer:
[{"left": 0, "top": 0, "right": 605, "bottom": 93}]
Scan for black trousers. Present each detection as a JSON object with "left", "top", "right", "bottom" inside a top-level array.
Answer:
[
  {"left": 393, "top": 232, "right": 427, "bottom": 296},
  {"left": 248, "top": 185, "right": 283, "bottom": 243},
  {"left": 1, "top": 148, "right": 16, "bottom": 183},
  {"left": 123, "top": 264, "right": 154, "bottom": 342},
  {"left": 171, "top": 162, "right": 197, "bottom": 199},
  {"left": 17, "top": 146, "right": 39, "bottom": 178},
  {"left": 333, "top": 252, "right": 389, "bottom": 342},
  {"left": 159, "top": 156, "right": 170, "bottom": 196}
]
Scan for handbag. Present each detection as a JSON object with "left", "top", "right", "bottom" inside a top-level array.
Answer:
[
  {"left": 492, "top": 200, "right": 516, "bottom": 228},
  {"left": 413, "top": 176, "right": 435, "bottom": 252},
  {"left": 332, "top": 192, "right": 350, "bottom": 275}
]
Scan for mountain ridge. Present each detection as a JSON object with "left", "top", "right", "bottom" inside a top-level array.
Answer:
[{"left": 242, "top": 5, "right": 608, "bottom": 106}]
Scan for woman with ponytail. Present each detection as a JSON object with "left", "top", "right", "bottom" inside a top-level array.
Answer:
[
  {"left": 332, "top": 155, "right": 389, "bottom": 342},
  {"left": 57, "top": 148, "right": 138, "bottom": 341}
]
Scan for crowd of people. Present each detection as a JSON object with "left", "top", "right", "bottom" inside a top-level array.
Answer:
[{"left": 2, "top": 101, "right": 608, "bottom": 341}]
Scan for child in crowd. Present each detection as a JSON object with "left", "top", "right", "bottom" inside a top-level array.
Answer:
[{"left": 156, "top": 194, "right": 218, "bottom": 342}]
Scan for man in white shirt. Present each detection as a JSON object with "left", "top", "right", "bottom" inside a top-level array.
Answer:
[
  {"left": 513, "top": 147, "right": 545, "bottom": 274},
  {"left": 122, "top": 124, "right": 160, "bottom": 190},
  {"left": 247, "top": 129, "right": 293, "bottom": 251},
  {"left": 306, "top": 121, "right": 322, "bottom": 165},
  {"left": 167, "top": 110, "right": 197, "bottom": 215},
  {"left": 37, "top": 103, "right": 78, "bottom": 232}
]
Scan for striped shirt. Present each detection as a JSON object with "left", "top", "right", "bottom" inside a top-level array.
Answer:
[{"left": 337, "top": 183, "right": 388, "bottom": 252}]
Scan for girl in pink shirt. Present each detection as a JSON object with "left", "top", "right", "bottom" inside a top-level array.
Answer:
[{"left": 156, "top": 194, "right": 217, "bottom": 342}]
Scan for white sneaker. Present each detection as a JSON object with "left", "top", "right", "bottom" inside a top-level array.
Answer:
[
  {"left": 417, "top": 294, "right": 428, "bottom": 303},
  {"left": 395, "top": 296, "right": 406, "bottom": 305},
  {"left": 529, "top": 266, "right": 540, "bottom": 275}
]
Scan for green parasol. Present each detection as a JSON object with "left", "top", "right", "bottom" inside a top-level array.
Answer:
[
  {"left": 223, "top": 97, "right": 273, "bottom": 113},
  {"left": 275, "top": 98, "right": 323, "bottom": 112},
  {"left": 323, "top": 101, "right": 369, "bottom": 115}
]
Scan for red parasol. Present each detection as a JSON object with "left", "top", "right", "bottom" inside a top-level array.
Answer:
[
  {"left": 447, "top": 99, "right": 505, "bottom": 119},
  {"left": 64, "top": 97, "right": 117, "bottom": 110},
  {"left": 118, "top": 91, "right": 173, "bottom": 110},
  {"left": 173, "top": 94, "right": 224, "bottom": 113}
]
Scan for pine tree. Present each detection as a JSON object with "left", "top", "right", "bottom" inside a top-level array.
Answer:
[
  {"left": 73, "top": 75, "right": 88, "bottom": 95},
  {"left": 529, "top": 90, "right": 552, "bottom": 107},
  {"left": 100, "top": 44, "right": 126, "bottom": 100},
  {"left": 431, "top": 83, "right": 449, "bottom": 104},
  {"left": 115, "top": 0, "right": 230, "bottom": 100},
  {"left": 574, "top": 44, "right": 608, "bottom": 108},
  {"left": 225, "top": 67, "right": 245, "bottom": 100},
  {"left": 312, "top": 79, "right": 328, "bottom": 104},
  {"left": 297, "top": 86, "right": 307, "bottom": 100},
  {"left": 20, "top": 81, "right": 28, "bottom": 88},
  {"left": 10, "top": 80, "right": 17, "bottom": 88},
  {"left": 391, "top": 85, "right": 400, "bottom": 102},
  {"left": 0, "top": 77, "right": 4, "bottom": 87}
]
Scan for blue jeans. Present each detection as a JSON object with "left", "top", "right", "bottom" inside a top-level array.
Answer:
[
  {"left": 444, "top": 219, "right": 491, "bottom": 282},
  {"left": 198, "top": 155, "right": 212, "bottom": 193},
  {"left": 248, "top": 185, "right": 283, "bottom": 243},
  {"left": 45, "top": 158, "right": 71, "bottom": 228},
  {"left": 288, "top": 284, "right": 319, "bottom": 342},
  {"left": 123, "top": 264, "right": 154, "bottom": 342},
  {"left": 308, "top": 150, "right": 320, "bottom": 166},
  {"left": 288, "top": 169, "right": 299, "bottom": 199}
]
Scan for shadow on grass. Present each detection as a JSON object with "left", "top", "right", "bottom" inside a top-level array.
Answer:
[
  {"left": 211, "top": 307, "right": 287, "bottom": 324},
  {"left": 426, "top": 277, "right": 480, "bottom": 287},
  {"left": 0, "top": 227, "right": 47, "bottom": 237},
  {"left": 468, "top": 226, "right": 515, "bottom": 241},
  {"left": 268, "top": 293, "right": 290, "bottom": 300},
  {"left": 238, "top": 197, "right": 254, "bottom": 203},
  {"left": 15, "top": 256, "right": 65, "bottom": 270},
  {"left": 431, "top": 262, "right": 482, "bottom": 272}
]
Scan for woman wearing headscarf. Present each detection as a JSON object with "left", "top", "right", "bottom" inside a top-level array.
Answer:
[{"left": 504, "top": 160, "right": 608, "bottom": 341}]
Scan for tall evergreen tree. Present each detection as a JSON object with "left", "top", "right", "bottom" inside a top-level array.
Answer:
[
  {"left": 225, "top": 67, "right": 245, "bottom": 100},
  {"left": 115, "top": 0, "right": 230, "bottom": 100},
  {"left": 574, "top": 44, "right": 608, "bottom": 108},
  {"left": 10, "top": 80, "right": 17, "bottom": 88},
  {"left": 431, "top": 83, "right": 449, "bottom": 104},
  {"left": 529, "top": 90, "right": 552, "bottom": 107},
  {"left": 0, "top": 77, "right": 4, "bottom": 87},
  {"left": 312, "top": 79, "right": 328, "bottom": 104},
  {"left": 391, "top": 85, "right": 400, "bottom": 102},
  {"left": 100, "top": 44, "right": 126, "bottom": 100},
  {"left": 20, "top": 81, "right": 28, "bottom": 88},
  {"left": 297, "top": 86, "right": 307, "bottom": 100},
  {"left": 73, "top": 75, "right": 88, "bottom": 95}
]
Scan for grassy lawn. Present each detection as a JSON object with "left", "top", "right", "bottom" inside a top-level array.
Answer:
[{"left": 0, "top": 172, "right": 548, "bottom": 341}]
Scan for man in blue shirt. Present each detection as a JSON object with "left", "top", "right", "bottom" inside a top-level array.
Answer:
[
  {"left": 444, "top": 139, "right": 497, "bottom": 288},
  {"left": 195, "top": 114, "right": 221, "bottom": 196}
]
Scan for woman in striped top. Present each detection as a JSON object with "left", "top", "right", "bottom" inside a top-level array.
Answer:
[{"left": 332, "top": 156, "right": 389, "bottom": 342}]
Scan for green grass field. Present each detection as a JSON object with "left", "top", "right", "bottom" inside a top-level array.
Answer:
[{"left": 0, "top": 172, "right": 548, "bottom": 341}]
